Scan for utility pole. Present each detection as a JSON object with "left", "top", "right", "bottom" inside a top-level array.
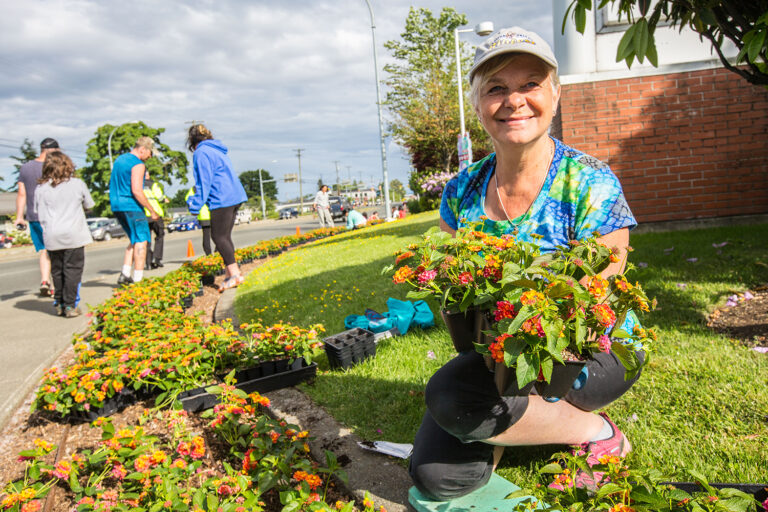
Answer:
[
  {"left": 295, "top": 148, "right": 304, "bottom": 214},
  {"left": 258, "top": 169, "right": 266, "bottom": 220},
  {"left": 333, "top": 161, "right": 340, "bottom": 195}
]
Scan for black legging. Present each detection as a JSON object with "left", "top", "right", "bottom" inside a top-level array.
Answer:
[
  {"left": 210, "top": 204, "right": 240, "bottom": 265},
  {"left": 199, "top": 220, "right": 212, "bottom": 256},
  {"left": 409, "top": 349, "right": 645, "bottom": 500}
]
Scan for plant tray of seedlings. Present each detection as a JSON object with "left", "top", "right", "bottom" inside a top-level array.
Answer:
[
  {"left": 323, "top": 328, "right": 376, "bottom": 369},
  {"left": 233, "top": 358, "right": 317, "bottom": 395},
  {"left": 178, "top": 382, "right": 224, "bottom": 413},
  {"left": 179, "top": 359, "right": 318, "bottom": 412},
  {"left": 70, "top": 389, "right": 138, "bottom": 423}
]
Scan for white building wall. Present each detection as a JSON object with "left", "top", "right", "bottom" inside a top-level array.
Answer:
[{"left": 552, "top": 0, "right": 739, "bottom": 83}]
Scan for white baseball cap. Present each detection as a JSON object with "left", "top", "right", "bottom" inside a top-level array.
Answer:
[{"left": 469, "top": 27, "right": 558, "bottom": 82}]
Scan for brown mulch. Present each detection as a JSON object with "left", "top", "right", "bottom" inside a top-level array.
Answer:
[
  {"left": 0, "top": 255, "right": 352, "bottom": 510},
  {"left": 707, "top": 284, "right": 768, "bottom": 348}
]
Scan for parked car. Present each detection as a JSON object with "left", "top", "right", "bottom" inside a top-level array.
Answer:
[
  {"left": 167, "top": 215, "right": 200, "bottom": 233},
  {"left": 329, "top": 196, "right": 351, "bottom": 221},
  {"left": 88, "top": 218, "right": 126, "bottom": 241},
  {"left": 279, "top": 208, "right": 298, "bottom": 220},
  {"left": 234, "top": 210, "right": 252, "bottom": 225},
  {"left": 0, "top": 229, "right": 13, "bottom": 248}
]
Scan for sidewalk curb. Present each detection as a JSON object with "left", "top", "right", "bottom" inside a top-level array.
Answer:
[
  {"left": 215, "top": 286, "right": 412, "bottom": 511},
  {"left": 0, "top": 322, "right": 88, "bottom": 431}
]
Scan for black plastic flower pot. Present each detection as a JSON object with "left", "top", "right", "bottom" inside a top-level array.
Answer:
[
  {"left": 201, "top": 274, "right": 215, "bottom": 286},
  {"left": 440, "top": 308, "right": 477, "bottom": 352},
  {"left": 534, "top": 360, "right": 586, "bottom": 399},
  {"left": 491, "top": 363, "right": 535, "bottom": 397}
]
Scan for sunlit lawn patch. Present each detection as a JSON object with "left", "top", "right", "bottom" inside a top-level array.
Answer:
[{"left": 235, "top": 214, "right": 768, "bottom": 485}]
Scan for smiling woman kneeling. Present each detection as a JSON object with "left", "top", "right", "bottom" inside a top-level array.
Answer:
[{"left": 408, "top": 27, "right": 645, "bottom": 500}]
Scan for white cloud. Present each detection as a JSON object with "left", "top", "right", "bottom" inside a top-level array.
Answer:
[{"left": 0, "top": 0, "right": 554, "bottom": 198}]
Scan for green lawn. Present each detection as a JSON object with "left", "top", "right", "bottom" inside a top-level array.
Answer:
[{"left": 234, "top": 212, "right": 768, "bottom": 485}]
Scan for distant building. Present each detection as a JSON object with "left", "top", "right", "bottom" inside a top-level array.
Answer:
[
  {"left": 551, "top": 0, "right": 768, "bottom": 224},
  {"left": 341, "top": 189, "right": 376, "bottom": 203}
]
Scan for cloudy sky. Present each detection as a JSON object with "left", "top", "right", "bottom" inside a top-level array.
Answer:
[{"left": 0, "top": 0, "right": 554, "bottom": 200}]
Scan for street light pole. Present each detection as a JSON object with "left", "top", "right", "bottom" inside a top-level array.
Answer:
[
  {"left": 107, "top": 125, "right": 120, "bottom": 171},
  {"left": 362, "top": 0, "right": 392, "bottom": 220},
  {"left": 453, "top": 22, "right": 494, "bottom": 170},
  {"left": 295, "top": 148, "right": 304, "bottom": 214},
  {"left": 258, "top": 169, "right": 266, "bottom": 220}
]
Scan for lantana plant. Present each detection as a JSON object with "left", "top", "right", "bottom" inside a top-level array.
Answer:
[
  {"left": 510, "top": 451, "right": 765, "bottom": 512},
  {"left": 240, "top": 322, "right": 325, "bottom": 364},
  {"left": 384, "top": 222, "right": 656, "bottom": 388}
]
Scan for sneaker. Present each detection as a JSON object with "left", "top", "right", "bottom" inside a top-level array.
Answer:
[
  {"left": 56, "top": 306, "right": 65, "bottom": 317},
  {"left": 152, "top": 260, "right": 164, "bottom": 268},
  {"left": 117, "top": 273, "right": 134, "bottom": 287},
  {"left": 39, "top": 281, "right": 51, "bottom": 297},
  {"left": 549, "top": 412, "right": 631, "bottom": 491},
  {"left": 64, "top": 306, "right": 82, "bottom": 318}
]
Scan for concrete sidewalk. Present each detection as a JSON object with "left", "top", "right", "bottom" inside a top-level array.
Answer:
[{"left": 0, "top": 261, "right": 184, "bottom": 430}]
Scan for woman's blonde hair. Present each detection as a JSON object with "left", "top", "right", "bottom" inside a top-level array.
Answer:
[
  {"left": 39, "top": 151, "right": 74, "bottom": 188},
  {"left": 469, "top": 53, "right": 560, "bottom": 112},
  {"left": 187, "top": 123, "right": 213, "bottom": 152}
]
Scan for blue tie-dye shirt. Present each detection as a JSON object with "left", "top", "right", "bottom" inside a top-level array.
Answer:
[
  {"left": 440, "top": 137, "right": 641, "bottom": 335},
  {"left": 441, "top": 137, "right": 636, "bottom": 250}
]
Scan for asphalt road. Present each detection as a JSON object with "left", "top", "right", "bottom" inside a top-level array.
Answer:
[
  {"left": 0, "top": 217, "right": 325, "bottom": 297},
  {"left": 0, "top": 216, "right": 324, "bottom": 428}
]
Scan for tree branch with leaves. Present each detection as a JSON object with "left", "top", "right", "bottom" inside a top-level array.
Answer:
[
  {"left": 78, "top": 122, "right": 189, "bottom": 217},
  {"left": 564, "top": 0, "right": 768, "bottom": 86}
]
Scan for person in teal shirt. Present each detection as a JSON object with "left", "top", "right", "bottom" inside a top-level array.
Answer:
[
  {"left": 409, "top": 27, "right": 643, "bottom": 501},
  {"left": 345, "top": 209, "right": 367, "bottom": 229}
]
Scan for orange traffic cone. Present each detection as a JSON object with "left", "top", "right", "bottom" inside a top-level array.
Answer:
[
  {"left": 296, "top": 226, "right": 301, "bottom": 236},
  {"left": 187, "top": 240, "right": 195, "bottom": 258}
]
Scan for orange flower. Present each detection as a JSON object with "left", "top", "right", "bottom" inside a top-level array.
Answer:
[
  {"left": 587, "top": 276, "right": 609, "bottom": 299},
  {"left": 392, "top": 266, "right": 414, "bottom": 284}
]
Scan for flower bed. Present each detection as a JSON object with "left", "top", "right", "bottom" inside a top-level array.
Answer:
[
  {"left": 510, "top": 451, "right": 767, "bottom": 512},
  {"left": 2, "top": 386, "right": 387, "bottom": 512},
  {"left": 3, "top": 225, "right": 390, "bottom": 511}
]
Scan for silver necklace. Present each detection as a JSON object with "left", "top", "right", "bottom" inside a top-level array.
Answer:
[{"left": 495, "top": 140, "right": 555, "bottom": 222}]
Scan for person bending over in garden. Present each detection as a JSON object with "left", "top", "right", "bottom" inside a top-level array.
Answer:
[
  {"left": 110, "top": 136, "right": 160, "bottom": 287},
  {"left": 409, "top": 27, "right": 645, "bottom": 500},
  {"left": 34, "top": 151, "right": 94, "bottom": 317},
  {"left": 186, "top": 123, "right": 248, "bottom": 292}
]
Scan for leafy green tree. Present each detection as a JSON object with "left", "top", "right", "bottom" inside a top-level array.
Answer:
[
  {"left": 389, "top": 179, "right": 406, "bottom": 202},
  {"left": 78, "top": 122, "right": 188, "bottom": 216},
  {"left": 239, "top": 169, "right": 278, "bottom": 204},
  {"left": 563, "top": 0, "right": 768, "bottom": 85},
  {"left": 384, "top": 7, "right": 492, "bottom": 188},
  {"left": 169, "top": 188, "right": 190, "bottom": 209},
  {"left": 7, "top": 138, "right": 38, "bottom": 192}
]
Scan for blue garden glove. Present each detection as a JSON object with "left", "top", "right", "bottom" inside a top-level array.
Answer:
[{"left": 543, "top": 366, "right": 589, "bottom": 403}]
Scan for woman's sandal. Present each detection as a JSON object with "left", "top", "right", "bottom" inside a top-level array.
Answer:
[{"left": 218, "top": 274, "right": 245, "bottom": 293}]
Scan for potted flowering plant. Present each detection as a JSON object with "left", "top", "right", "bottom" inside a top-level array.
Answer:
[
  {"left": 384, "top": 222, "right": 656, "bottom": 395},
  {"left": 239, "top": 321, "right": 325, "bottom": 366},
  {"left": 383, "top": 225, "right": 511, "bottom": 351}
]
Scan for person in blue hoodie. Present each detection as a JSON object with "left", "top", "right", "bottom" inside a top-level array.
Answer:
[{"left": 186, "top": 124, "right": 248, "bottom": 292}]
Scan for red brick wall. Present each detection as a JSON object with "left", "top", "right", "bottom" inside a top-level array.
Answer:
[{"left": 559, "top": 67, "right": 768, "bottom": 223}]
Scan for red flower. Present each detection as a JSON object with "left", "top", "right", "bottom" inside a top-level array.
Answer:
[
  {"left": 458, "top": 271, "right": 473, "bottom": 284},
  {"left": 592, "top": 304, "right": 617, "bottom": 328},
  {"left": 494, "top": 301, "right": 516, "bottom": 321}
]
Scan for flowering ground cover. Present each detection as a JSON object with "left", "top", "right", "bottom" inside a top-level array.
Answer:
[
  {"left": 235, "top": 212, "right": 768, "bottom": 493},
  {"left": 1, "top": 225, "right": 391, "bottom": 511}
]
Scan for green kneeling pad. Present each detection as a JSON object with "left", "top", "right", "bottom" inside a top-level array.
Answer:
[{"left": 408, "top": 473, "right": 541, "bottom": 512}]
